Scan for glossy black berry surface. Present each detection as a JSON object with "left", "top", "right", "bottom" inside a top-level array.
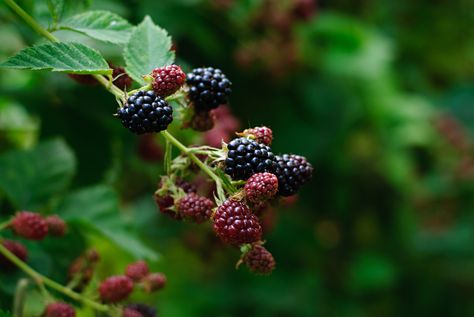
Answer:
[
  {"left": 187, "top": 67, "right": 232, "bottom": 111},
  {"left": 117, "top": 90, "right": 173, "bottom": 134},
  {"left": 275, "top": 154, "right": 313, "bottom": 196},
  {"left": 225, "top": 137, "right": 277, "bottom": 180}
]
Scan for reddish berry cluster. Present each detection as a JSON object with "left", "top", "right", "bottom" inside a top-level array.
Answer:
[
  {"left": 151, "top": 65, "right": 186, "bottom": 97},
  {"left": 177, "top": 193, "right": 214, "bottom": 223},
  {"left": 68, "top": 249, "right": 100, "bottom": 291},
  {"left": 43, "top": 302, "right": 76, "bottom": 317},
  {"left": 242, "top": 244, "right": 275, "bottom": 275},
  {"left": 240, "top": 126, "right": 273, "bottom": 146},
  {"left": 244, "top": 172, "right": 278, "bottom": 203},
  {"left": 99, "top": 260, "right": 167, "bottom": 303}
]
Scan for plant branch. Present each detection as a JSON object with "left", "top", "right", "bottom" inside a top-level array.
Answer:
[
  {"left": 160, "top": 130, "right": 229, "bottom": 200},
  {"left": 0, "top": 219, "right": 11, "bottom": 231},
  {"left": 0, "top": 243, "right": 109, "bottom": 312}
]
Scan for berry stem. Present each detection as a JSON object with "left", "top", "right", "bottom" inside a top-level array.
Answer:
[
  {"left": 4, "top": 0, "right": 125, "bottom": 101},
  {"left": 0, "top": 219, "right": 11, "bottom": 231},
  {"left": 13, "top": 279, "right": 28, "bottom": 317},
  {"left": 160, "top": 130, "right": 228, "bottom": 201},
  {"left": 0, "top": 243, "right": 110, "bottom": 312}
]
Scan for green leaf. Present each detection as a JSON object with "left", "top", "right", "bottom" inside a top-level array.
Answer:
[
  {"left": 0, "top": 139, "right": 76, "bottom": 209},
  {"left": 58, "top": 11, "right": 134, "bottom": 44},
  {"left": 0, "top": 310, "right": 12, "bottom": 317},
  {"left": 0, "top": 42, "right": 112, "bottom": 75},
  {"left": 124, "top": 16, "right": 174, "bottom": 84},
  {"left": 59, "top": 185, "right": 158, "bottom": 260},
  {"left": 47, "top": 0, "right": 64, "bottom": 23}
]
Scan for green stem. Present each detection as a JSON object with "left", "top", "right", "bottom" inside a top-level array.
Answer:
[
  {"left": 13, "top": 279, "right": 29, "bottom": 317},
  {"left": 4, "top": 0, "right": 125, "bottom": 101},
  {"left": 161, "top": 130, "right": 229, "bottom": 200},
  {"left": 0, "top": 243, "right": 109, "bottom": 312},
  {"left": 0, "top": 219, "right": 11, "bottom": 230}
]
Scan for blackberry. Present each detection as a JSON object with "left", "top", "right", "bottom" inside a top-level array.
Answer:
[
  {"left": 244, "top": 172, "right": 278, "bottom": 203},
  {"left": 187, "top": 67, "right": 232, "bottom": 111},
  {"left": 240, "top": 126, "right": 273, "bottom": 146},
  {"left": 45, "top": 215, "right": 67, "bottom": 236},
  {"left": 177, "top": 193, "right": 214, "bottom": 223},
  {"left": 213, "top": 199, "right": 262, "bottom": 246},
  {"left": 275, "top": 154, "right": 313, "bottom": 196},
  {"left": 126, "top": 304, "right": 157, "bottom": 317},
  {"left": 99, "top": 275, "right": 133, "bottom": 303},
  {"left": 225, "top": 137, "right": 277, "bottom": 180},
  {"left": 125, "top": 260, "right": 149, "bottom": 282},
  {"left": 11, "top": 211, "right": 48, "bottom": 240},
  {"left": 0, "top": 240, "right": 27, "bottom": 269},
  {"left": 110, "top": 63, "right": 132, "bottom": 90},
  {"left": 243, "top": 245, "right": 275, "bottom": 275},
  {"left": 189, "top": 110, "right": 215, "bottom": 132},
  {"left": 117, "top": 90, "right": 173, "bottom": 134},
  {"left": 44, "top": 302, "right": 76, "bottom": 317},
  {"left": 142, "top": 273, "right": 167, "bottom": 293},
  {"left": 151, "top": 65, "right": 186, "bottom": 97},
  {"left": 154, "top": 178, "right": 197, "bottom": 220}
]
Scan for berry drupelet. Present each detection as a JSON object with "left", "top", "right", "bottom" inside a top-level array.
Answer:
[
  {"left": 225, "top": 137, "right": 278, "bottom": 180},
  {"left": 187, "top": 67, "right": 232, "bottom": 111},
  {"left": 117, "top": 90, "right": 173, "bottom": 134},
  {"left": 213, "top": 199, "right": 262, "bottom": 246},
  {"left": 275, "top": 154, "right": 313, "bottom": 196}
]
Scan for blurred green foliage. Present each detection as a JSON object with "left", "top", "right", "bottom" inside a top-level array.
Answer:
[{"left": 1, "top": 0, "right": 474, "bottom": 316}]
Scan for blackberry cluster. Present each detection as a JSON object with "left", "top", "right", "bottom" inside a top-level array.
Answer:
[
  {"left": 275, "top": 154, "right": 313, "bottom": 196},
  {"left": 213, "top": 199, "right": 262, "bottom": 246},
  {"left": 187, "top": 67, "right": 232, "bottom": 111},
  {"left": 11, "top": 211, "right": 48, "bottom": 240},
  {"left": 225, "top": 137, "right": 277, "bottom": 180},
  {"left": 117, "top": 90, "right": 173, "bottom": 134}
]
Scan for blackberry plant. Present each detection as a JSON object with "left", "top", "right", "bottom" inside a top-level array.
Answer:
[{"left": 0, "top": 0, "right": 312, "bottom": 314}]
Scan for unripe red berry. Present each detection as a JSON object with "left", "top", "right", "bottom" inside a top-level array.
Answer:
[
  {"left": 189, "top": 110, "right": 215, "bottom": 132},
  {"left": 213, "top": 199, "right": 262, "bottom": 246},
  {"left": 44, "top": 302, "right": 76, "bottom": 317},
  {"left": 45, "top": 215, "right": 67, "bottom": 236},
  {"left": 151, "top": 65, "right": 186, "bottom": 97},
  {"left": 240, "top": 126, "right": 273, "bottom": 146},
  {"left": 177, "top": 193, "right": 214, "bottom": 223},
  {"left": 125, "top": 304, "right": 157, "bottom": 317},
  {"left": 123, "top": 308, "right": 144, "bottom": 317},
  {"left": 243, "top": 245, "right": 275, "bottom": 275},
  {"left": 0, "top": 240, "right": 27, "bottom": 269},
  {"left": 244, "top": 172, "right": 278, "bottom": 203},
  {"left": 11, "top": 211, "right": 48, "bottom": 240},
  {"left": 142, "top": 273, "right": 167, "bottom": 293},
  {"left": 125, "top": 260, "right": 149, "bottom": 282},
  {"left": 99, "top": 275, "right": 134, "bottom": 303},
  {"left": 110, "top": 63, "right": 132, "bottom": 90}
]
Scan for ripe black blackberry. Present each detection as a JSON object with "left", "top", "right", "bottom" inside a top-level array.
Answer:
[
  {"left": 225, "top": 137, "right": 277, "bottom": 180},
  {"left": 117, "top": 90, "right": 173, "bottom": 134},
  {"left": 213, "top": 199, "right": 262, "bottom": 246},
  {"left": 275, "top": 154, "right": 313, "bottom": 196},
  {"left": 126, "top": 304, "right": 157, "bottom": 317},
  {"left": 187, "top": 67, "right": 232, "bottom": 111}
]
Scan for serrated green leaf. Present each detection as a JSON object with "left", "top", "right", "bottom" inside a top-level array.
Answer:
[
  {"left": 0, "top": 42, "right": 111, "bottom": 75},
  {"left": 59, "top": 185, "right": 158, "bottom": 260},
  {"left": 0, "top": 139, "right": 76, "bottom": 209},
  {"left": 58, "top": 10, "right": 133, "bottom": 44},
  {"left": 47, "top": 0, "right": 64, "bottom": 23},
  {"left": 124, "top": 16, "right": 174, "bottom": 84}
]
